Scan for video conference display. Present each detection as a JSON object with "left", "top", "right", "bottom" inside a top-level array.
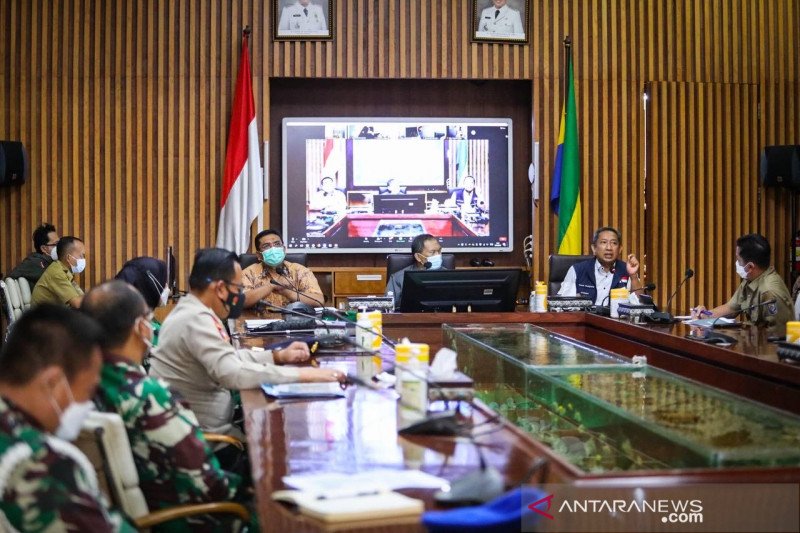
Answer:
[{"left": 282, "top": 118, "right": 513, "bottom": 253}]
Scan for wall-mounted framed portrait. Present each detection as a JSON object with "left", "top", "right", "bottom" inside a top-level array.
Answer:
[
  {"left": 472, "top": 0, "right": 530, "bottom": 44},
  {"left": 273, "top": 0, "right": 333, "bottom": 41}
]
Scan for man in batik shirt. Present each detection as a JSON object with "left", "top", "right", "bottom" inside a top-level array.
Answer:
[
  {"left": 0, "top": 305, "right": 134, "bottom": 532},
  {"left": 81, "top": 281, "right": 244, "bottom": 531},
  {"left": 241, "top": 228, "right": 325, "bottom": 310}
]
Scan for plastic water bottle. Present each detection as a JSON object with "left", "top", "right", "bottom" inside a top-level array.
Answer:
[
  {"left": 387, "top": 291, "right": 395, "bottom": 312},
  {"left": 355, "top": 310, "right": 375, "bottom": 350}
]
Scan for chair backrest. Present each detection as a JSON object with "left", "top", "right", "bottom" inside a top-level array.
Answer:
[
  {"left": 547, "top": 254, "right": 595, "bottom": 295},
  {"left": 79, "top": 411, "right": 150, "bottom": 520},
  {"left": 386, "top": 254, "right": 456, "bottom": 280},
  {"left": 2, "top": 278, "right": 24, "bottom": 322},
  {"left": 16, "top": 277, "right": 31, "bottom": 310},
  {"left": 239, "top": 253, "right": 308, "bottom": 270}
]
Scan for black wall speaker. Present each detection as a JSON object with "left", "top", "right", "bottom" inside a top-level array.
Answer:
[
  {"left": 760, "top": 145, "right": 800, "bottom": 190},
  {"left": 0, "top": 141, "right": 28, "bottom": 187}
]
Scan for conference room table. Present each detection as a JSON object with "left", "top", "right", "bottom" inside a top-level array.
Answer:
[{"left": 238, "top": 312, "right": 800, "bottom": 532}]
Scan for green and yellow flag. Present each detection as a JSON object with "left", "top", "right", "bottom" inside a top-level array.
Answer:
[{"left": 550, "top": 45, "right": 582, "bottom": 254}]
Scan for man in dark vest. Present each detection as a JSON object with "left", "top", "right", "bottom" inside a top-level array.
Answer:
[{"left": 557, "top": 226, "right": 643, "bottom": 305}]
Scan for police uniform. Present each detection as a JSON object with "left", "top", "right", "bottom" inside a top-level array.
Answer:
[
  {"left": 0, "top": 396, "right": 134, "bottom": 532},
  {"left": 95, "top": 353, "right": 242, "bottom": 531},
  {"left": 277, "top": 1, "right": 327, "bottom": 33},
  {"left": 478, "top": 4, "right": 524, "bottom": 35},
  {"left": 150, "top": 293, "right": 301, "bottom": 440},
  {"left": 727, "top": 266, "right": 794, "bottom": 333}
]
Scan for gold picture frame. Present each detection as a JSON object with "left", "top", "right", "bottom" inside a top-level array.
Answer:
[
  {"left": 471, "top": 0, "right": 530, "bottom": 44},
  {"left": 273, "top": 0, "right": 334, "bottom": 41}
]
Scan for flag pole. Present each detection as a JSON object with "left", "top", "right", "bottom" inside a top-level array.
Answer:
[{"left": 563, "top": 36, "right": 571, "bottom": 108}]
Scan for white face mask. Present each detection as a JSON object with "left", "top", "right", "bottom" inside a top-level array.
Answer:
[
  {"left": 159, "top": 287, "right": 170, "bottom": 307},
  {"left": 735, "top": 260, "right": 749, "bottom": 280},
  {"left": 138, "top": 316, "right": 155, "bottom": 350},
  {"left": 148, "top": 271, "right": 170, "bottom": 307},
  {"left": 50, "top": 380, "right": 94, "bottom": 441},
  {"left": 49, "top": 246, "right": 59, "bottom": 261},
  {"left": 69, "top": 255, "right": 86, "bottom": 274}
]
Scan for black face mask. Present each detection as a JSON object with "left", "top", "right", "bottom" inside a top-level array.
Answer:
[{"left": 222, "top": 287, "right": 246, "bottom": 320}]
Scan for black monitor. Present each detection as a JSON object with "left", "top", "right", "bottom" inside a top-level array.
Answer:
[
  {"left": 373, "top": 193, "right": 426, "bottom": 214},
  {"left": 399, "top": 268, "right": 521, "bottom": 312}
]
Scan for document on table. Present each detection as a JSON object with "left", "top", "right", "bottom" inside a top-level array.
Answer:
[
  {"left": 282, "top": 469, "right": 450, "bottom": 495},
  {"left": 683, "top": 317, "right": 738, "bottom": 327}
]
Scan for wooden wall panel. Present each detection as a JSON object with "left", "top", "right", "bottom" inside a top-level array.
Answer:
[
  {"left": 0, "top": 0, "right": 798, "bottom": 297},
  {"left": 646, "top": 83, "right": 761, "bottom": 314}
]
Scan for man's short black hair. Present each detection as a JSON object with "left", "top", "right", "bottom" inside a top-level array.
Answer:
[
  {"left": 411, "top": 233, "right": 437, "bottom": 255},
  {"left": 591, "top": 227, "right": 622, "bottom": 245},
  {"left": 188, "top": 248, "right": 240, "bottom": 290},
  {"left": 254, "top": 229, "right": 282, "bottom": 250},
  {"left": 736, "top": 233, "right": 771, "bottom": 269},
  {"left": 56, "top": 236, "right": 83, "bottom": 260},
  {"left": 81, "top": 281, "right": 148, "bottom": 352},
  {"left": 0, "top": 304, "right": 103, "bottom": 386},
  {"left": 32, "top": 223, "right": 57, "bottom": 253}
]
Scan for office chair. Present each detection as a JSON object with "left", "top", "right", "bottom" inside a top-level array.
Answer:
[
  {"left": 386, "top": 253, "right": 456, "bottom": 280},
  {"left": 547, "top": 254, "right": 595, "bottom": 295}
]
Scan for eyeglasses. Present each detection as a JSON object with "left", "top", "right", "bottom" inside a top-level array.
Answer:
[
  {"left": 45, "top": 241, "right": 59, "bottom": 247},
  {"left": 257, "top": 241, "right": 284, "bottom": 251}
]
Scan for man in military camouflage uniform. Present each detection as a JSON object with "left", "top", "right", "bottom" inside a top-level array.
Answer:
[
  {"left": 82, "top": 281, "right": 245, "bottom": 531},
  {"left": 0, "top": 304, "right": 134, "bottom": 531},
  {"left": 691, "top": 233, "right": 794, "bottom": 333}
]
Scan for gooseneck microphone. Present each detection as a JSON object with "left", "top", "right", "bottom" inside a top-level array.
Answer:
[
  {"left": 269, "top": 278, "right": 325, "bottom": 308},
  {"left": 598, "top": 282, "right": 656, "bottom": 310},
  {"left": 648, "top": 269, "right": 694, "bottom": 323}
]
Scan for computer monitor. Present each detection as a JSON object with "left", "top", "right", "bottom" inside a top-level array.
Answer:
[
  {"left": 399, "top": 268, "right": 521, "bottom": 312},
  {"left": 373, "top": 193, "right": 426, "bottom": 214}
]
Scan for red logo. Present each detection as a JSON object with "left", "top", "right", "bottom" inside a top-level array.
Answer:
[{"left": 528, "top": 493, "right": 555, "bottom": 520}]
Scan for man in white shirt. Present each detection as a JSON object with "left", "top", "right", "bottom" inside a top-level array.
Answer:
[
  {"left": 557, "top": 226, "right": 643, "bottom": 306},
  {"left": 278, "top": 0, "right": 328, "bottom": 35},
  {"left": 478, "top": 0, "right": 524, "bottom": 36}
]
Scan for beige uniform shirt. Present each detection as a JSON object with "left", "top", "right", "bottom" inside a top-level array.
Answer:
[
  {"left": 242, "top": 260, "right": 324, "bottom": 309},
  {"left": 30, "top": 261, "right": 84, "bottom": 306},
  {"left": 149, "top": 293, "right": 300, "bottom": 439},
  {"left": 727, "top": 266, "right": 794, "bottom": 333}
]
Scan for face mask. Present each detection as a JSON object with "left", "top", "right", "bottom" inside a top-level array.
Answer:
[
  {"left": 50, "top": 380, "right": 94, "bottom": 441},
  {"left": 222, "top": 286, "right": 246, "bottom": 320},
  {"left": 147, "top": 271, "right": 170, "bottom": 307},
  {"left": 138, "top": 317, "right": 155, "bottom": 350},
  {"left": 735, "top": 260, "right": 749, "bottom": 280},
  {"left": 426, "top": 254, "right": 443, "bottom": 270},
  {"left": 49, "top": 246, "right": 59, "bottom": 261},
  {"left": 262, "top": 247, "right": 286, "bottom": 268},
  {"left": 69, "top": 255, "right": 86, "bottom": 274}
]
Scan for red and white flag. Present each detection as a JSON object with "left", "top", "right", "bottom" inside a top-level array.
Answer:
[{"left": 216, "top": 33, "right": 263, "bottom": 254}]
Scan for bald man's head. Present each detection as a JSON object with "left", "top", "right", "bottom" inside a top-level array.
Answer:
[{"left": 81, "top": 281, "right": 149, "bottom": 351}]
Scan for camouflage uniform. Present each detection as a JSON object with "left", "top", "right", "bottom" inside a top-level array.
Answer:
[
  {"left": 0, "top": 395, "right": 134, "bottom": 532},
  {"left": 94, "top": 353, "right": 242, "bottom": 532}
]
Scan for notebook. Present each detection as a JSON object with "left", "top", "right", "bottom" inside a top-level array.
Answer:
[
  {"left": 272, "top": 489, "right": 424, "bottom": 523},
  {"left": 261, "top": 382, "right": 346, "bottom": 399}
]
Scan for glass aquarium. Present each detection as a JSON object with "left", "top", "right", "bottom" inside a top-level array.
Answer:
[{"left": 445, "top": 323, "right": 800, "bottom": 474}]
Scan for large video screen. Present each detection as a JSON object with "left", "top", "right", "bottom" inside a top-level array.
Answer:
[{"left": 282, "top": 117, "right": 513, "bottom": 253}]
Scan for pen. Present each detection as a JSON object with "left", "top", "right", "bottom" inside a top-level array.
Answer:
[
  {"left": 316, "top": 490, "right": 383, "bottom": 500},
  {"left": 690, "top": 308, "right": 713, "bottom": 317}
]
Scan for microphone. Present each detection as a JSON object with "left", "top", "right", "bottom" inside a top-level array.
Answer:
[
  {"left": 423, "top": 261, "right": 432, "bottom": 269},
  {"left": 648, "top": 269, "right": 694, "bottom": 324},
  {"left": 269, "top": 278, "right": 325, "bottom": 308},
  {"left": 597, "top": 282, "right": 656, "bottom": 311}
]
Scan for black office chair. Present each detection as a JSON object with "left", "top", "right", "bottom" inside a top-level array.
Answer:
[
  {"left": 547, "top": 254, "right": 595, "bottom": 295},
  {"left": 386, "top": 253, "right": 456, "bottom": 280},
  {"left": 239, "top": 253, "right": 308, "bottom": 269}
]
